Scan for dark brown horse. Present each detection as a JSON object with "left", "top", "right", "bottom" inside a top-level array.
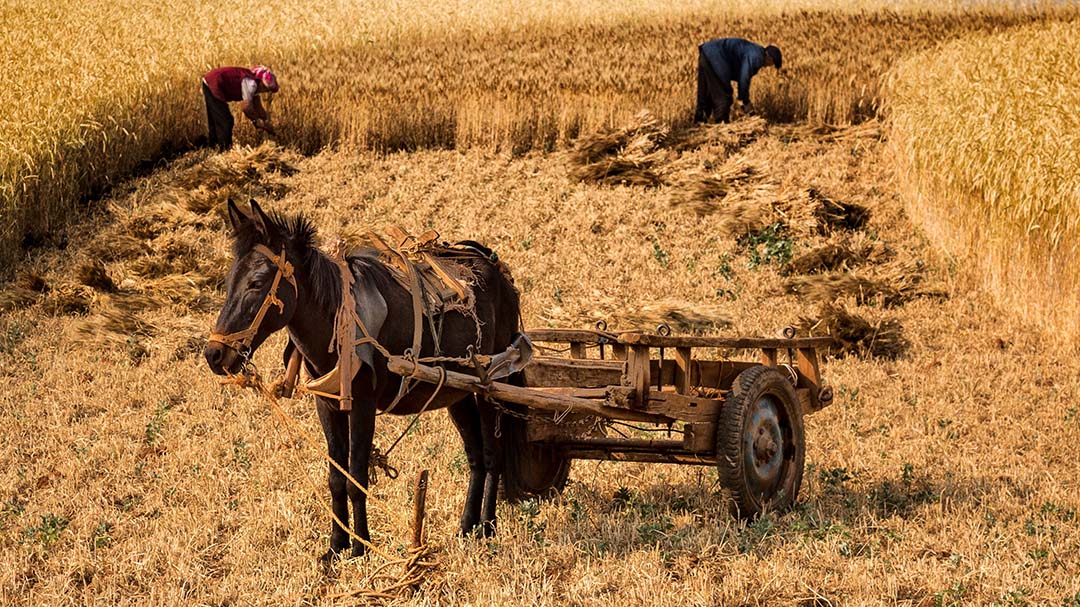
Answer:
[{"left": 204, "top": 199, "right": 522, "bottom": 559}]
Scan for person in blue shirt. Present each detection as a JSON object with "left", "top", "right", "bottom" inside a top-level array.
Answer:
[{"left": 695, "top": 38, "right": 782, "bottom": 123}]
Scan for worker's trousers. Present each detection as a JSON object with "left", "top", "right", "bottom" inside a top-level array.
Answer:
[
  {"left": 694, "top": 51, "right": 734, "bottom": 124},
  {"left": 203, "top": 82, "right": 234, "bottom": 151}
]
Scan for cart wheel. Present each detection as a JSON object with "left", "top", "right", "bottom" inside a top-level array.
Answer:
[
  {"left": 499, "top": 410, "right": 572, "bottom": 503},
  {"left": 717, "top": 365, "right": 805, "bottom": 517}
]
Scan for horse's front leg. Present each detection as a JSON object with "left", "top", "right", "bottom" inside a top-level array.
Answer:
[
  {"left": 347, "top": 400, "right": 377, "bottom": 557},
  {"left": 448, "top": 399, "right": 485, "bottom": 535},
  {"left": 477, "top": 399, "right": 502, "bottom": 537},
  {"left": 316, "top": 398, "right": 351, "bottom": 562}
]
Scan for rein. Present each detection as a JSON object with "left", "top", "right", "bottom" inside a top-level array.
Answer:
[{"left": 208, "top": 244, "right": 297, "bottom": 353}]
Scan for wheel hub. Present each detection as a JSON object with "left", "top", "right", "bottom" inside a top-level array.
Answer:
[{"left": 744, "top": 395, "right": 785, "bottom": 495}]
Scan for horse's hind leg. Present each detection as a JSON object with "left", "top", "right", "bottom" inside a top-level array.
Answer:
[
  {"left": 477, "top": 398, "right": 502, "bottom": 537},
  {"left": 448, "top": 399, "right": 485, "bottom": 535},
  {"left": 347, "top": 402, "right": 377, "bottom": 557},
  {"left": 317, "top": 399, "right": 350, "bottom": 561}
]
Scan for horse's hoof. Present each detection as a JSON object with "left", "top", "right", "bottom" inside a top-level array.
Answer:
[
  {"left": 319, "top": 549, "right": 341, "bottom": 565},
  {"left": 350, "top": 543, "right": 369, "bottom": 558},
  {"left": 459, "top": 518, "right": 480, "bottom": 537}
]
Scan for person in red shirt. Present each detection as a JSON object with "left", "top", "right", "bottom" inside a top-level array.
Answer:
[{"left": 201, "top": 66, "right": 279, "bottom": 151}]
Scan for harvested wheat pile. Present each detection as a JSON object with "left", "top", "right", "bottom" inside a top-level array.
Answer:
[
  {"left": 668, "top": 156, "right": 766, "bottom": 216},
  {"left": 0, "top": 272, "right": 48, "bottom": 312},
  {"left": 541, "top": 296, "right": 734, "bottom": 334},
  {"left": 19, "top": 144, "right": 300, "bottom": 343},
  {"left": 77, "top": 260, "right": 117, "bottom": 292},
  {"left": 798, "top": 303, "right": 907, "bottom": 359},
  {"left": 665, "top": 116, "right": 767, "bottom": 153},
  {"left": 569, "top": 114, "right": 769, "bottom": 188},
  {"left": 611, "top": 300, "right": 733, "bottom": 333},
  {"left": 569, "top": 110, "right": 669, "bottom": 186},
  {"left": 787, "top": 234, "right": 891, "bottom": 274},
  {"left": 780, "top": 121, "right": 883, "bottom": 144},
  {"left": 0, "top": 287, "right": 40, "bottom": 313},
  {"left": 809, "top": 187, "right": 871, "bottom": 233},
  {"left": 784, "top": 272, "right": 903, "bottom": 307},
  {"left": 784, "top": 260, "right": 944, "bottom": 307}
]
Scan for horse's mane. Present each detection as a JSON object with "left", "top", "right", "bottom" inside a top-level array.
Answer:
[{"left": 232, "top": 209, "right": 399, "bottom": 312}]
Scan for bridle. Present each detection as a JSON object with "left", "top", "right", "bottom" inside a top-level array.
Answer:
[{"left": 208, "top": 244, "right": 297, "bottom": 355}]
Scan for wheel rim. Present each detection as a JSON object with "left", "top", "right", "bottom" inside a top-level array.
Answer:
[{"left": 742, "top": 393, "right": 788, "bottom": 500}]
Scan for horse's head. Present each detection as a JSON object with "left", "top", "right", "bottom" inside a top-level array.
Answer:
[{"left": 205, "top": 199, "right": 300, "bottom": 375}]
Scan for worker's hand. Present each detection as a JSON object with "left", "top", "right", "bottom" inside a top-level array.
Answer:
[
  {"left": 254, "top": 119, "right": 276, "bottom": 136},
  {"left": 742, "top": 102, "right": 756, "bottom": 116}
]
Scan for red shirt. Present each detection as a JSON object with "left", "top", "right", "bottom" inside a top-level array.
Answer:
[{"left": 203, "top": 67, "right": 255, "bottom": 102}]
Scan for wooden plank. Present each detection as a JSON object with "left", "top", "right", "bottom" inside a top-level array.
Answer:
[
  {"left": 386, "top": 357, "right": 671, "bottom": 424},
  {"left": 627, "top": 345, "right": 651, "bottom": 408},
  {"left": 796, "top": 347, "right": 827, "bottom": 413},
  {"left": 649, "top": 358, "right": 674, "bottom": 386},
  {"left": 674, "top": 347, "right": 692, "bottom": 395},
  {"left": 645, "top": 392, "right": 723, "bottom": 423},
  {"left": 699, "top": 360, "right": 760, "bottom": 391},
  {"left": 611, "top": 344, "right": 628, "bottom": 361},
  {"left": 526, "top": 329, "right": 618, "bottom": 344},
  {"left": 645, "top": 359, "right": 758, "bottom": 392},
  {"left": 525, "top": 412, "right": 602, "bottom": 442},
  {"left": 569, "top": 342, "right": 587, "bottom": 359},
  {"left": 531, "top": 386, "right": 634, "bottom": 408},
  {"left": 559, "top": 448, "right": 716, "bottom": 466},
  {"left": 618, "top": 333, "right": 835, "bottom": 349},
  {"left": 523, "top": 357, "right": 624, "bottom": 388},
  {"left": 682, "top": 423, "right": 717, "bottom": 452},
  {"left": 796, "top": 388, "right": 812, "bottom": 415},
  {"left": 760, "top": 348, "right": 778, "bottom": 367},
  {"left": 549, "top": 437, "right": 686, "bottom": 451},
  {"left": 796, "top": 347, "right": 822, "bottom": 388}
]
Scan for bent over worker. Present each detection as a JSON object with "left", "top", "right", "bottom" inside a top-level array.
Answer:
[
  {"left": 695, "top": 38, "right": 781, "bottom": 124},
  {"left": 201, "top": 65, "right": 279, "bottom": 151}
]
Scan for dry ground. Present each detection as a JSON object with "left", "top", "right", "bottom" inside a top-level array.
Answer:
[{"left": 2, "top": 120, "right": 1079, "bottom": 605}]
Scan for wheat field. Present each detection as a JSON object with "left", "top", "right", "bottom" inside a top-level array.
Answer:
[
  {"left": 1, "top": 0, "right": 1074, "bottom": 273},
  {"left": 4, "top": 1, "right": 1080, "bottom": 605},
  {"left": 888, "top": 20, "right": 1080, "bottom": 341}
]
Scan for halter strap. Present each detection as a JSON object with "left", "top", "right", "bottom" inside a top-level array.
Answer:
[{"left": 208, "top": 245, "right": 296, "bottom": 353}]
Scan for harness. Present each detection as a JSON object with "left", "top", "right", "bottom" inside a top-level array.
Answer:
[{"left": 208, "top": 244, "right": 296, "bottom": 354}]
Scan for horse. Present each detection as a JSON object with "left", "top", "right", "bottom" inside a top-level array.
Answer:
[{"left": 203, "top": 199, "right": 522, "bottom": 560}]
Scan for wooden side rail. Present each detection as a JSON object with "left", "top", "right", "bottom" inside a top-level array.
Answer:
[
  {"left": 386, "top": 357, "right": 673, "bottom": 424},
  {"left": 618, "top": 333, "right": 835, "bottom": 349}
]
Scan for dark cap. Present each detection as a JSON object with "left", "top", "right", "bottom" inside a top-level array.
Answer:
[{"left": 765, "top": 45, "right": 782, "bottom": 70}]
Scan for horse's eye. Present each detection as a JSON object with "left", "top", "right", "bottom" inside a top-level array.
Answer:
[{"left": 248, "top": 280, "right": 266, "bottom": 291}]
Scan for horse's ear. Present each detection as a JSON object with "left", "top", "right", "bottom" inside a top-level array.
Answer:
[
  {"left": 249, "top": 198, "right": 276, "bottom": 239},
  {"left": 226, "top": 198, "right": 252, "bottom": 235}
]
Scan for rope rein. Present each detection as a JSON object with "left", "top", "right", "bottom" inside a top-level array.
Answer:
[{"left": 221, "top": 367, "right": 439, "bottom": 601}]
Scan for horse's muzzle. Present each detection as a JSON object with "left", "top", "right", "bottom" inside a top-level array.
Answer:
[{"left": 204, "top": 342, "right": 243, "bottom": 375}]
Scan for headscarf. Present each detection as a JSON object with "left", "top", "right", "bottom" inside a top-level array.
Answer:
[{"left": 251, "top": 65, "right": 279, "bottom": 93}]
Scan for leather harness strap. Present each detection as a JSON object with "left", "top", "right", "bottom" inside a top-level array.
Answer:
[
  {"left": 332, "top": 252, "right": 358, "bottom": 412},
  {"left": 208, "top": 244, "right": 296, "bottom": 353}
]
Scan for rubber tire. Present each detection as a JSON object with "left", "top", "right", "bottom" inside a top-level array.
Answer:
[
  {"left": 498, "top": 407, "right": 572, "bottom": 503},
  {"left": 717, "top": 365, "right": 805, "bottom": 518}
]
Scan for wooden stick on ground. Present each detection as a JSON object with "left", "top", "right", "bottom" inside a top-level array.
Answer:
[{"left": 412, "top": 470, "right": 430, "bottom": 552}]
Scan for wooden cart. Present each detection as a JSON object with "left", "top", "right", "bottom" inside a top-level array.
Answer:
[{"left": 387, "top": 326, "right": 834, "bottom": 517}]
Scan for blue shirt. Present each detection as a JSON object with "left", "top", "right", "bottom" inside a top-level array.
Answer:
[{"left": 699, "top": 38, "right": 766, "bottom": 104}]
